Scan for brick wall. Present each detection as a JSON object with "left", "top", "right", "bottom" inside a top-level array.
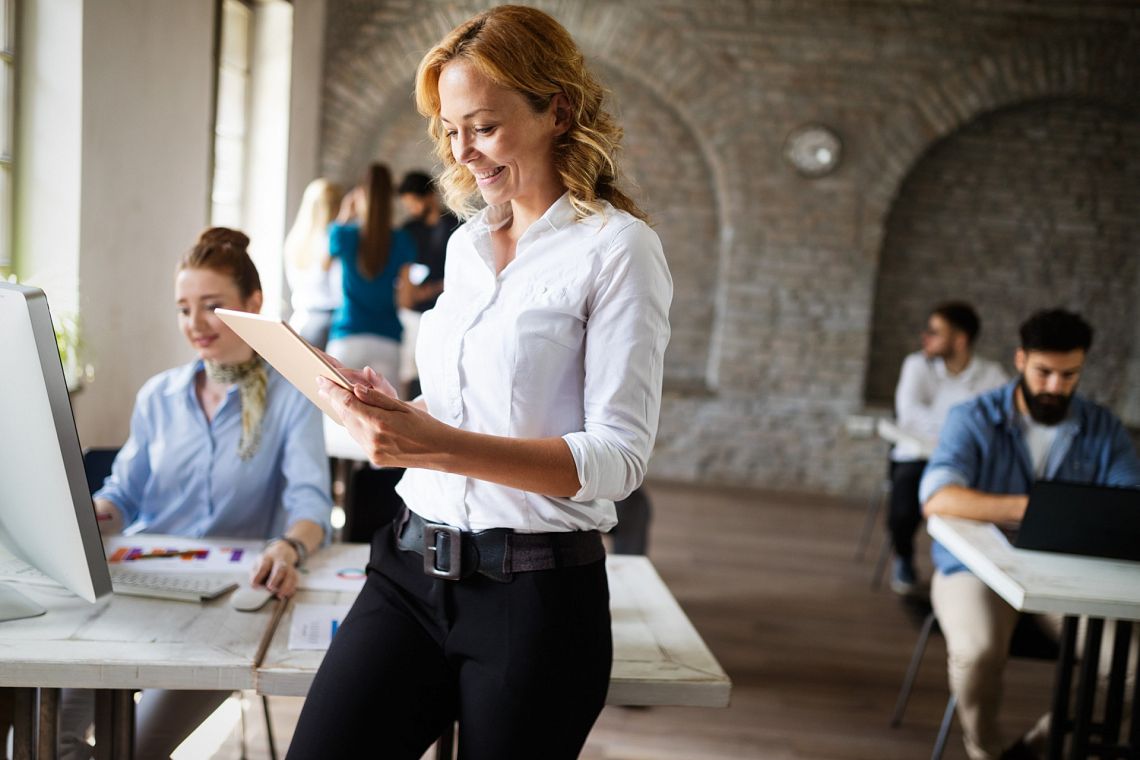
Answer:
[
  {"left": 866, "top": 99, "right": 1140, "bottom": 415},
  {"left": 320, "top": 1, "right": 1140, "bottom": 497}
]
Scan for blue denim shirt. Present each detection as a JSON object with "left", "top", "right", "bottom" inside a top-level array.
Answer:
[{"left": 919, "top": 381, "right": 1140, "bottom": 575}]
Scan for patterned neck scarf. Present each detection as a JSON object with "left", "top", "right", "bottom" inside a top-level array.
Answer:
[{"left": 203, "top": 355, "right": 267, "bottom": 460}]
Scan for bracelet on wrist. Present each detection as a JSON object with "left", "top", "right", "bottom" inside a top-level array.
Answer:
[{"left": 267, "top": 536, "right": 308, "bottom": 568}]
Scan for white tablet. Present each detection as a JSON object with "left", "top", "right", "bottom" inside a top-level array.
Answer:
[{"left": 214, "top": 310, "right": 351, "bottom": 423}]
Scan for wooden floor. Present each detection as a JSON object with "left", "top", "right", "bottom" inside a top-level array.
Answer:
[{"left": 218, "top": 480, "right": 1057, "bottom": 759}]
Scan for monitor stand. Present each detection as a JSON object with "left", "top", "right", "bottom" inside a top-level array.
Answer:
[{"left": 0, "top": 583, "right": 47, "bottom": 622}]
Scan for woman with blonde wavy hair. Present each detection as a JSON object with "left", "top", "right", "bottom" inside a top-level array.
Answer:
[
  {"left": 284, "top": 178, "right": 343, "bottom": 349},
  {"left": 287, "top": 7, "right": 672, "bottom": 759}
]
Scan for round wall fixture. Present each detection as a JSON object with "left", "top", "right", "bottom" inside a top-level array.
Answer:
[{"left": 784, "top": 124, "right": 842, "bottom": 177}]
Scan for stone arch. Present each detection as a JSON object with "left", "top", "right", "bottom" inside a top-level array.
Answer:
[
  {"left": 864, "top": 98, "right": 1140, "bottom": 415},
  {"left": 319, "top": 0, "right": 737, "bottom": 390},
  {"left": 859, "top": 34, "right": 1140, "bottom": 266},
  {"left": 854, "top": 34, "right": 1140, "bottom": 401}
]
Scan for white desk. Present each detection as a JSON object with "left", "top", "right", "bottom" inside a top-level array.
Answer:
[
  {"left": 876, "top": 417, "right": 936, "bottom": 460},
  {"left": 928, "top": 516, "right": 1140, "bottom": 620},
  {"left": 0, "top": 584, "right": 273, "bottom": 691},
  {"left": 0, "top": 537, "right": 279, "bottom": 760},
  {"left": 928, "top": 515, "right": 1140, "bottom": 759},
  {"left": 256, "top": 545, "right": 732, "bottom": 709}
]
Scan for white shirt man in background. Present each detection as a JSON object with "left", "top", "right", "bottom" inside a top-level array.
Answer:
[{"left": 888, "top": 301, "right": 1007, "bottom": 594}]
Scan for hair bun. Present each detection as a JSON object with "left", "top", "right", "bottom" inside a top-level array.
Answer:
[{"left": 198, "top": 227, "right": 250, "bottom": 252}]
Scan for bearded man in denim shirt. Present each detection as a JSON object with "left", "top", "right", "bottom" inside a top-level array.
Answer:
[{"left": 919, "top": 309, "right": 1140, "bottom": 760}]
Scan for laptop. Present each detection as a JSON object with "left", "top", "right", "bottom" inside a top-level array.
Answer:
[{"left": 1015, "top": 480, "right": 1140, "bottom": 562}]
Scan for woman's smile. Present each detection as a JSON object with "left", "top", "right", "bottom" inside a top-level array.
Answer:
[{"left": 474, "top": 166, "right": 506, "bottom": 185}]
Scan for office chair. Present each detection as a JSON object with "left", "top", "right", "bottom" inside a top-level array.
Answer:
[
  {"left": 82, "top": 447, "right": 120, "bottom": 496},
  {"left": 890, "top": 610, "right": 1060, "bottom": 760},
  {"left": 342, "top": 464, "right": 406, "bottom": 543},
  {"left": 81, "top": 448, "right": 279, "bottom": 760},
  {"left": 611, "top": 487, "right": 653, "bottom": 556}
]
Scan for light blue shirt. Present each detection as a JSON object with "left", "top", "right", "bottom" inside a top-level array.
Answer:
[
  {"left": 920, "top": 381, "right": 1140, "bottom": 575},
  {"left": 95, "top": 360, "right": 332, "bottom": 542}
]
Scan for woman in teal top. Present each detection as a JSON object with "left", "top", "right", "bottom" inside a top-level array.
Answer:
[{"left": 325, "top": 163, "right": 418, "bottom": 390}]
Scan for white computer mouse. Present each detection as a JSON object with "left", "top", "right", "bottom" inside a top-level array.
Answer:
[{"left": 229, "top": 585, "right": 275, "bottom": 612}]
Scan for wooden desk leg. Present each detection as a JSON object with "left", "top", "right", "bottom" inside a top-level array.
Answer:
[
  {"left": 1130, "top": 649, "right": 1140, "bottom": 750},
  {"left": 95, "top": 690, "right": 114, "bottom": 760},
  {"left": 1047, "top": 616, "right": 1079, "bottom": 760},
  {"left": 1068, "top": 617, "right": 1103, "bottom": 759},
  {"left": 37, "top": 688, "right": 60, "bottom": 760},
  {"left": 12, "top": 688, "right": 36, "bottom": 760},
  {"left": 1100, "top": 620, "right": 1132, "bottom": 747},
  {"left": 94, "top": 689, "right": 134, "bottom": 760},
  {"left": 111, "top": 690, "right": 134, "bottom": 760}
]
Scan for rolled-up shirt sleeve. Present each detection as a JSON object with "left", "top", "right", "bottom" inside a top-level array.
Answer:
[
  {"left": 563, "top": 221, "right": 672, "bottom": 503},
  {"left": 918, "top": 404, "right": 977, "bottom": 504}
]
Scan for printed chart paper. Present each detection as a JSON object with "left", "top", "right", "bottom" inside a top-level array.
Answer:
[
  {"left": 296, "top": 542, "right": 369, "bottom": 592},
  {"left": 104, "top": 536, "right": 261, "bottom": 574},
  {"left": 296, "top": 565, "right": 367, "bottom": 592},
  {"left": 288, "top": 603, "right": 353, "bottom": 650}
]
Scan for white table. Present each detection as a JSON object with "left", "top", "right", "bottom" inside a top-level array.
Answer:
[
  {"left": 256, "top": 545, "right": 731, "bottom": 758},
  {"left": 0, "top": 538, "right": 280, "bottom": 760},
  {"left": 876, "top": 417, "right": 936, "bottom": 460},
  {"left": 928, "top": 515, "right": 1140, "bottom": 759}
]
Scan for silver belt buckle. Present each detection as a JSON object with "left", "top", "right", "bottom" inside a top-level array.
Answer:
[{"left": 424, "top": 523, "right": 462, "bottom": 580}]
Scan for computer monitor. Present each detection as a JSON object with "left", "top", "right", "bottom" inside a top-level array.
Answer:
[{"left": 0, "top": 283, "right": 112, "bottom": 621}]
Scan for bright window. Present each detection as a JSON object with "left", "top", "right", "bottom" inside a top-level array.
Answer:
[
  {"left": 210, "top": 0, "right": 251, "bottom": 228},
  {"left": 0, "top": 0, "right": 15, "bottom": 275}
]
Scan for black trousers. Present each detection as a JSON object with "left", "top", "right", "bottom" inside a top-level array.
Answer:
[
  {"left": 886, "top": 459, "right": 928, "bottom": 561},
  {"left": 286, "top": 520, "right": 613, "bottom": 760}
]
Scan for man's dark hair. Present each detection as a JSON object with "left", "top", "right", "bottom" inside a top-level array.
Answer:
[
  {"left": 1019, "top": 309, "right": 1094, "bottom": 353},
  {"left": 931, "top": 301, "right": 981, "bottom": 345},
  {"left": 397, "top": 171, "right": 435, "bottom": 197}
]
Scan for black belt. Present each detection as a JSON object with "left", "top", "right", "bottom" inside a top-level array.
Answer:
[{"left": 394, "top": 508, "right": 605, "bottom": 583}]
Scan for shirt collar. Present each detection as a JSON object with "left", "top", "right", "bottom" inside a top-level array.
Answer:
[
  {"left": 165, "top": 358, "right": 242, "bottom": 407},
  {"left": 467, "top": 191, "right": 576, "bottom": 237},
  {"left": 164, "top": 359, "right": 204, "bottom": 397},
  {"left": 932, "top": 355, "right": 978, "bottom": 381}
]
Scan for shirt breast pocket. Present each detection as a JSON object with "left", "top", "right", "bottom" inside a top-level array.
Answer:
[{"left": 513, "top": 286, "right": 586, "bottom": 413}]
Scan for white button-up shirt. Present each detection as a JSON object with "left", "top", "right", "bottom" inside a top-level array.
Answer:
[
  {"left": 892, "top": 351, "right": 1008, "bottom": 461},
  {"left": 396, "top": 193, "right": 672, "bottom": 533}
]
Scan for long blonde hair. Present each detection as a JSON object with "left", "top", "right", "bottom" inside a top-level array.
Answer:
[
  {"left": 414, "top": 5, "right": 645, "bottom": 222},
  {"left": 284, "top": 178, "right": 342, "bottom": 272}
]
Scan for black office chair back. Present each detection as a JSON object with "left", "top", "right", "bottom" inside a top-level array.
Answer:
[
  {"left": 82, "top": 447, "right": 121, "bottom": 496},
  {"left": 343, "top": 466, "right": 406, "bottom": 543}
]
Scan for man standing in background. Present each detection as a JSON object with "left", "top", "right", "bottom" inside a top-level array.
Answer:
[{"left": 396, "top": 171, "right": 460, "bottom": 398}]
